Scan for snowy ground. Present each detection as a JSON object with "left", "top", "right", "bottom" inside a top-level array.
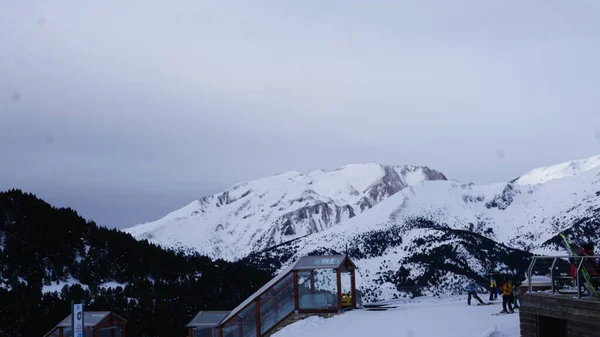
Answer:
[{"left": 272, "top": 296, "right": 519, "bottom": 337}]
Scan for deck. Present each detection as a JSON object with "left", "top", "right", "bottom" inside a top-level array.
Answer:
[{"left": 520, "top": 291, "right": 600, "bottom": 337}]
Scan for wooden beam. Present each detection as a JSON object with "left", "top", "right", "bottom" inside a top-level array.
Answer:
[
  {"left": 336, "top": 269, "right": 342, "bottom": 312},
  {"left": 310, "top": 271, "right": 315, "bottom": 294},
  {"left": 293, "top": 271, "right": 299, "bottom": 311},
  {"left": 255, "top": 300, "right": 261, "bottom": 337},
  {"left": 188, "top": 327, "right": 193, "bottom": 337},
  {"left": 59, "top": 328, "right": 63, "bottom": 337},
  {"left": 351, "top": 268, "right": 357, "bottom": 308},
  {"left": 121, "top": 324, "right": 126, "bottom": 337},
  {"left": 218, "top": 327, "right": 223, "bottom": 337}
]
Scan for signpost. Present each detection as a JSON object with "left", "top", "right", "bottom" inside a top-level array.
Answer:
[{"left": 71, "top": 301, "right": 85, "bottom": 337}]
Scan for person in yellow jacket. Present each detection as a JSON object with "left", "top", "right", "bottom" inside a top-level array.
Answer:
[
  {"left": 500, "top": 278, "right": 514, "bottom": 313},
  {"left": 489, "top": 278, "right": 497, "bottom": 301}
]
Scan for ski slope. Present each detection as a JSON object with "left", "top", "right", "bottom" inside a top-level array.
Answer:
[{"left": 272, "top": 296, "right": 519, "bottom": 337}]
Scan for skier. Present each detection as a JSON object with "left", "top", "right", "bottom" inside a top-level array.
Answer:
[
  {"left": 465, "top": 280, "right": 485, "bottom": 305},
  {"left": 583, "top": 243, "right": 600, "bottom": 272},
  {"left": 500, "top": 278, "right": 514, "bottom": 313},
  {"left": 569, "top": 242, "right": 599, "bottom": 280},
  {"left": 492, "top": 269, "right": 500, "bottom": 299},
  {"left": 513, "top": 281, "right": 522, "bottom": 309},
  {"left": 488, "top": 276, "right": 497, "bottom": 301}
]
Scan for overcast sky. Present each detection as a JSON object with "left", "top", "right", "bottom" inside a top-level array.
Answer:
[{"left": 2, "top": 1, "right": 600, "bottom": 229}]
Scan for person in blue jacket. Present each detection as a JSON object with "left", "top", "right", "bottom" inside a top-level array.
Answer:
[{"left": 465, "top": 280, "right": 485, "bottom": 305}]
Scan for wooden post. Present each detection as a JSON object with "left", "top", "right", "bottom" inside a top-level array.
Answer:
[
  {"left": 59, "top": 328, "right": 64, "bottom": 337},
  {"left": 336, "top": 269, "right": 342, "bottom": 312},
  {"left": 310, "top": 271, "right": 315, "bottom": 294},
  {"left": 255, "top": 300, "right": 261, "bottom": 337},
  {"left": 218, "top": 327, "right": 223, "bottom": 337},
  {"left": 121, "top": 324, "right": 126, "bottom": 337},
  {"left": 351, "top": 268, "right": 357, "bottom": 308},
  {"left": 188, "top": 327, "right": 194, "bottom": 337},
  {"left": 293, "top": 271, "right": 299, "bottom": 311}
]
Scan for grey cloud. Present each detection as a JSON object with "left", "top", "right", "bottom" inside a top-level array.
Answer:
[{"left": 1, "top": 0, "right": 600, "bottom": 227}]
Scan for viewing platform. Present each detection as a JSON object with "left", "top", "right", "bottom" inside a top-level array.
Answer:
[{"left": 520, "top": 255, "right": 600, "bottom": 337}]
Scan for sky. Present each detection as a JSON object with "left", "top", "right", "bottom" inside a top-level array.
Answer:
[{"left": 1, "top": 1, "right": 600, "bottom": 229}]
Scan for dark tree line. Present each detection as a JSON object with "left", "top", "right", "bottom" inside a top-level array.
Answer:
[{"left": 0, "top": 189, "right": 271, "bottom": 337}]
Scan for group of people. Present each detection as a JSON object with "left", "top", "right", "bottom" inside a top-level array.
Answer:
[{"left": 465, "top": 272, "right": 522, "bottom": 314}]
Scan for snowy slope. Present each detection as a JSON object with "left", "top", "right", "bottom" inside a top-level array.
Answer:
[
  {"left": 244, "top": 154, "right": 600, "bottom": 301},
  {"left": 512, "top": 154, "right": 600, "bottom": 185},
  {"left": 123, "top": 164, "right": 446, "bottom": 260},
  {"left": 273, "top": 296, "right": 519, "bottom": 337}
]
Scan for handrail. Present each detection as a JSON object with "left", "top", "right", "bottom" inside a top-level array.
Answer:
[
  {"left": 577, "top": 257, "right": 585, "bottom": 298},
  {"left": 527, "top": 258, "right": 536, "bottom": 292},
  {"left": 550, "top": 257, "right": 558, "bottom": 294},
  {"left": 526, "top": 255, "right": 600, "bottom": 299}
]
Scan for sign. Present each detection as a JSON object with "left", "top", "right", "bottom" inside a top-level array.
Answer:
[{"left": 72, "top": 301, "right": 85, "bottom": 337}]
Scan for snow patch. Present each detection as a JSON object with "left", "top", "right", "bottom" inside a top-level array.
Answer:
[
  {"left": 42, "top": 277, "right": 89, "bottom": 294},
  {"left": 99, "top": 281, "right": 128, "bottom": 289}
]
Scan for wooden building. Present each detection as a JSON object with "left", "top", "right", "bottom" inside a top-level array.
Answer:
[
  {"left": 43, "top": 311, "right": 127, "bottom": 337},
  {"left": 519, "top": 292, "right": 600, "bottom": 337},
  {"left": 520, "top": 254, "right": 600, "bottom": 337},
  {"left": 213, "top": 254, "right": 358, "bottom": 337}
]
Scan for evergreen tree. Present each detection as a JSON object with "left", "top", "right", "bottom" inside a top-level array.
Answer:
[{"left": 0, "top": 189, "right": 272, "bottom": 337}]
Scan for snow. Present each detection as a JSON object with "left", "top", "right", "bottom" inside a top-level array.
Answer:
[
  {"left": 99, "top": 281, "right": 128, "bottom": 289},
  {"left": 123, "top": 163, "right": 444, "bottom": 260},
  {"left": 522, "top": 276, "right": 552, "bottom": 286},
  {"left": 513, "top": 154, "right": 600, "bottom": 185},
  {"left": 272, "top": 296, "right": 519, "bottom": 337},
  {"left": 42, "top": 277, "right": 89, "bottom": 293},
  {"left": 309, "top": 163, "right": 385, "bottom": 199}
]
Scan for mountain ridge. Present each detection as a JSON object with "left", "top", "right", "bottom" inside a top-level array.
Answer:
[
  {"left": 124, "top": 154, "right": 600, "bottom": 301},
  {"left": 124, "top": 163, "right": 447, "bottom": 260}
]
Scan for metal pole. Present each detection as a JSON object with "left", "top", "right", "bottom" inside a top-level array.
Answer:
[
  {"left": 577, "top": 258, "right": 585, "bottom": 299},
  {"left": 550, "top": 257, "right": 557, "bottom": 294},
  {"left": 527, "top": 257, "right": 536, "bottom": 292}
]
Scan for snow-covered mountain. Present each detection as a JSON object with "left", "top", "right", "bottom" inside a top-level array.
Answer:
[
  {"left": 124, "top": 164, "right": 447, "bottom": 260},
  {"left": 511, "top": 154, "right": 600, "bottom": 185},
  {"left": 124, "top": 154, "right": 600, "bottom": 301},
  {"left": 241, "top": 154, "right": 600, "bottom": 300}
]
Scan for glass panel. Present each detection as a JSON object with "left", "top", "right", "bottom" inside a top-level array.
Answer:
[
  {"left": 47, "top": 329, "right": 60, "bottom": 337},
  {"left": 99, "top": 327, "right": 121, "bottom": 337},
  {"left": 194, "top": 328, "right": 217, "bottom": 337},
  {"left": 222, "top": 325, "right": 239, "bottom": 337},
  {"left": 297, "top": 269, "right": 338, "bottom": 310},
  {"left": 294, "top": 256, "right": 345, "bottom": 270},
  {"left": 191, "top": 311, "right": 230, "bottom": 326},
  {"left": 222, "top": 303, "right": 256, "bottom": 337},
  {"left": 62, "top": 327, "right": 93, "bottom": 337},
  {"left": 260, "top": 273, "right": 294, "bottom": 334}
]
